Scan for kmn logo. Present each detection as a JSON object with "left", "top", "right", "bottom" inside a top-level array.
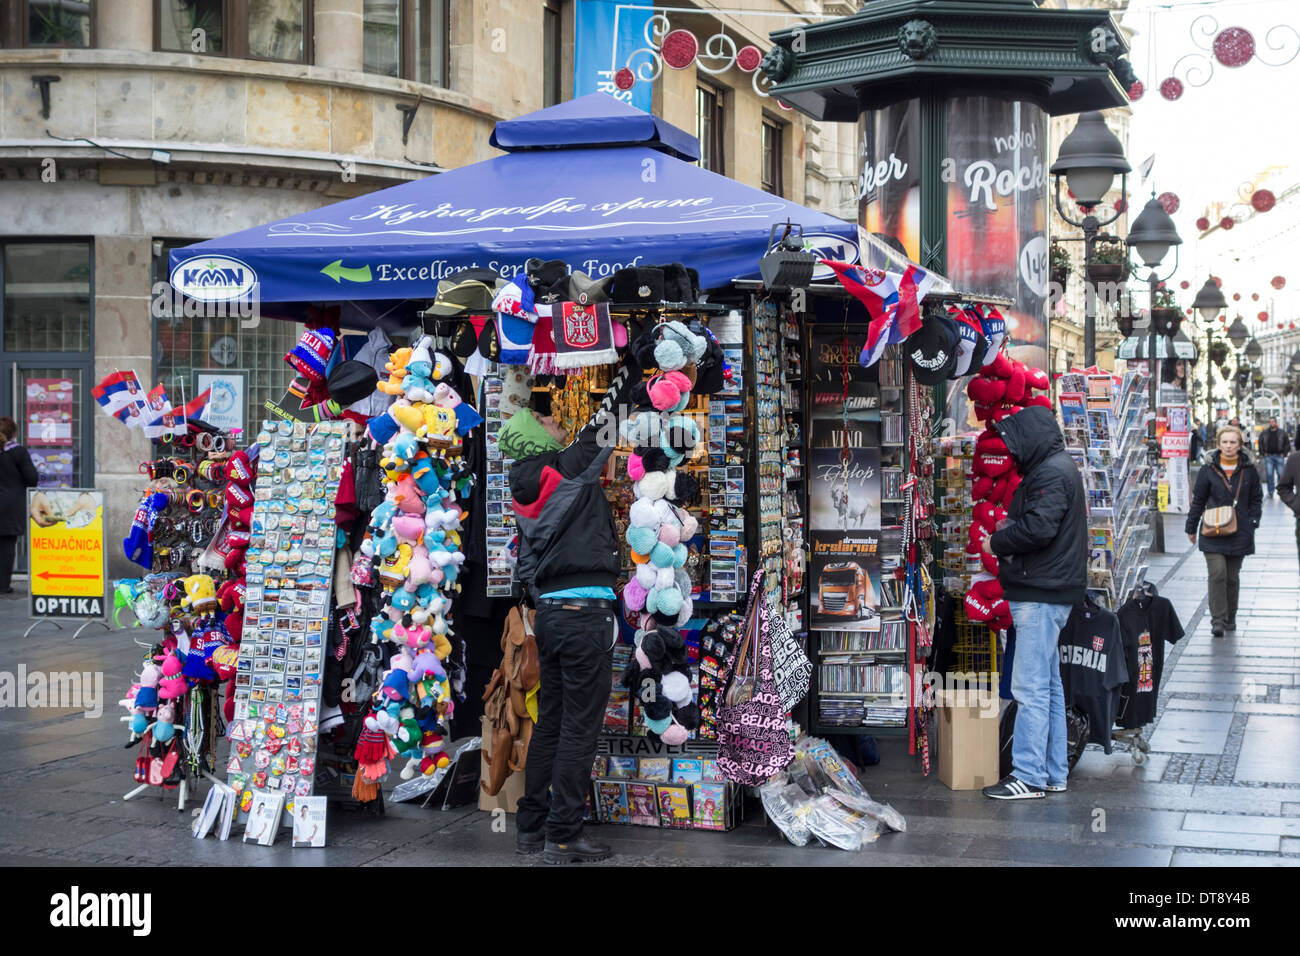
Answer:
[
  {"left": 50, "top": 886, "right": 151, "bottom": 936},
  {"left": 169, "top": 255, "right": 258, "bottom": 302}
]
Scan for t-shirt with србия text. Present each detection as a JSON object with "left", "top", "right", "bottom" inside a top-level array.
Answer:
[
  {"left": 1057, "top": 604, "right": 1129, "bottom": 754},
  {"left": 1115, "top": 593, "right": 1184, "bottom": 729}
]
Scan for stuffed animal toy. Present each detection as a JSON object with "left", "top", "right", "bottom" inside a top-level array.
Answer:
[
  {"left": 179, "top": 574, "right": 219, "bottom": 616},
  {"left": 401, "top": 342, "right": 437, "bottom": 403},
  {"left": 377, "top": 347, "right": 413, "bottom": 396}
]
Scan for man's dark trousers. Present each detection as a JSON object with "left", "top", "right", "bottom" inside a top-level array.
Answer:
[{"left": 516, "top": 602, "right": 614, "bottom": 842}]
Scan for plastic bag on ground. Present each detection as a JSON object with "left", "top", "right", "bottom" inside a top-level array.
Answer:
[{"left": 760, "top": 774, "right": 812, "bottom": 846}]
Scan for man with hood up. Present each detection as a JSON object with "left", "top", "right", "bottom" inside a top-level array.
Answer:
[
  {"left": 501, "top": 349, "right": 641, "bottom": 863},
  {"left": 979, "top": 404, "right": 1087, "bottom": 799}
]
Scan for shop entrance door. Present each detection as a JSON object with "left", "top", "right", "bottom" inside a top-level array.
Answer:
[{"left": 0, "top": 362, "right": 94, "bottom": 573}]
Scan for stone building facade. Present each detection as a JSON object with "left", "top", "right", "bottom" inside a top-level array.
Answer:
[{"left": 0, "top": 0, "right": 856, "bottom": 578}]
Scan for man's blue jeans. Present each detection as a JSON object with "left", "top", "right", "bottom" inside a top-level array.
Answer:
[
  {"left": 1266, "top": 454, "right": 1285, "bottom": 496},
  {"left": 1009, "top": 601, "right": 1073, "bottom": 788}
]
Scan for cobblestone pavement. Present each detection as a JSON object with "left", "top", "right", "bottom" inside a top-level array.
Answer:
[{"left": 0, "top": 505, "right": 1297, "bottom": 867}]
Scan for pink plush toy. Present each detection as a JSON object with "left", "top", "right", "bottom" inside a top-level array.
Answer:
[
  {"left": 627, "top": 454, "right": 646, "bottom": 482},
  {"left": 392, "top": 513, "right": 425, "bottom": 546},
  {"left": 392, "top": 475, "right": 424, "bottom": 514}
]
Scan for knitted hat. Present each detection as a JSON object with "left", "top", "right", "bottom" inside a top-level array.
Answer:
[
  {"left": 498, "top": 408, "right": 562, "bottom": 461},
  {"left": 286, "top": 327, "right": 336, "bottom": 382}
]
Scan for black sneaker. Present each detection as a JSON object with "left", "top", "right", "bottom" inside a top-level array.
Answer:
[
  {"left": 516, "top": 829, "right": 545, "bottom": 855},
  {"left": 543, "top": 834, "right": 612, "bottom": 864},
  {"left": 982, "top": 775, "right": 1045, "bottom": 800},
  {"left": 1044, "top": 782, "right": 1067, "bottom": 793}
]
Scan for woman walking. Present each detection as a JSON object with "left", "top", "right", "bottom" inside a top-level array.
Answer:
[
  {"left": 0, "top": 416, "right": 39, "bottom": 594},
  {"left": 1186, "top": 425, "right": 1263, "bottom": 637}
]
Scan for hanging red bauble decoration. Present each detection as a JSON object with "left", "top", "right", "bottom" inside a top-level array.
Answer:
[
  {"left": 1196, "top": 216, "right": 1211, "bottom": 231},
  {"left": 1220, "top": 216, "right": 1235, "bottom": 230},
  {"left": 1258, "top": 311, "right": 1270, "bottom": 321},
  {"left": 1180, "top": 281, "right": 1190, "bottom": 290},
  {"left": 1272, "top": 276, "right": 1286, "bottom": 290},
  {"left": 1252, "top": 293, "right": 1260, "bottom": 301},
  {"left": 736, "top": 46, "right": 763, "bottom": 73},
  {"left": 1291, "top": 323, "right": 1297, "bottom": 330},
  {"left": 1251, "top": 189, "right": 1276, "bottom": 212},
  {"left": 1114, "top": 198, "right": 1128, "bottom": 214},
  {"left": 1129, "top": 81, "right": 1144, "bottom": 100},
  {"left": 777, "top": 99, "right": 792, "bottom": 111},
  {"left": 1213, "top": 27, "right": 1256, "bottom": 68},
  {"left": 1160, "top": 77, "right": 1184, "bottom": 100},
  {"left": 614, "top": 68, "right": 635, "bottom": 90},
  {"left": 661, "top": 30, "right": 699, "bottom": 69},
  {"left": 1157, "top": 192, "right": 1180, "bottom": 215},
  {"left": 1211, "top": 276, "right": 1223, "bottom": 288},
  {"left": 1233, "top": 293, "right": 1241, "bottom": 301}
]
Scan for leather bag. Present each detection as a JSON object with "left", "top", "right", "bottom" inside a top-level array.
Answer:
[
  {"left": 480, "top": 605, "right": 539, "bottom": 795},
  {"left": 1200, "top": 467, "right": 1241, "bottom": 538}
]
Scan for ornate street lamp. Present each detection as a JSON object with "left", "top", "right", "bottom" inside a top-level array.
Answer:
[
  {"left": 1226, "top": 316, "right": 1249, "bottom": 351},
  {"left": 1051, "top": 113, "right": 1132, "bottom": 366},
  {"left": 1245, "top": 337, "right": 1264, "bottom": 363},
  {"left": 1193, "top": 277, "right": 1228, "bottom": 325},
  {"left": 1125, "top": 194, "right": 1181, "bottom": 555}
]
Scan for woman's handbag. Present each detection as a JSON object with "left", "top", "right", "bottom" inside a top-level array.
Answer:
[
  {"left": 1200, "top": 467, "right": 1242, "bottom": 537},
  {"left": 716, "top": 571, "right": 795, "bottom": 786}
]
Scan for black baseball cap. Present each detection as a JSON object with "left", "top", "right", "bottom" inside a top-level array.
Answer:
[{"left": 906, "top": 312, "right": 960, "bottom": 385}]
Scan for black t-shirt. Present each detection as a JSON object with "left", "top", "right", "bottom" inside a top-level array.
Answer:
[
  {"left": 1057, "top": 604, "right": 1129, "bottom": 753},
  {"left": 1115, "top": 594, "right": 1184, "bottom": 729}
]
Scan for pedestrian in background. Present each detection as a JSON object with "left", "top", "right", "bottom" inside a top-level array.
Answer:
[
  {"left": 1186, "top": 424, "right": 1262, "bottom": 637},
  {"left": 1276, "top": 444, "right": 1300, "bottom": 570},
  {"left": 1258, "top": 416, "right": 1291, "bottom": 497},
  {"left": 0, "top": 416, "right": 38, "bottom": 595}
]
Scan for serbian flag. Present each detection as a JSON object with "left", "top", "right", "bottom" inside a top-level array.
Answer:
[
  {"left": 820, "top": 260, "right": 935, "bottom": 367},
  {"left": 144, "top": 387, "right": 211, "bottom": 439},
  {"left": 92, "top": 370, "right": 148, "bottom": 427}
]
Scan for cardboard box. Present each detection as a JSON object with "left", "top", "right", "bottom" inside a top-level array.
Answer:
[
  {"left": 935, "top": 690, "right": 1000, "bottom": 791},
  {"left": 477, "top": 716, "right": 527, "bottom": 813}
]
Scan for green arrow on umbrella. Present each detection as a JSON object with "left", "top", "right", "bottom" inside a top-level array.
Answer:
[{"left": 321, "top": 260, "right": 372, "bottom": 283}]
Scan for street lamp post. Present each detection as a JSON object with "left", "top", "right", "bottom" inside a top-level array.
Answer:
[
  {"left": 1127, "top": 194, "right": 1182, "bottom": 555},
  {"left": 1051, "top": 112, "right": 1132, "bottom": 367},
  {"left": 1227, "top": 317, "right": 1250, "bottom": 421}
]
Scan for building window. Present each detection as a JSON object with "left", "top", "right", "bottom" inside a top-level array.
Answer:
[
  {"left": 542, "top": 0, "right": 562, "bottom": 106},
  {"left": 153, "top": 241, "right": 300, "bottom": 441},
  {"left": 761, "top": 118, "right": 784, "bottom": 196},
  {"left": 152, "top": 0, "right": 311, "bottom": 62},
  {"left": 363, "top": 0, "right": 401, "bottom": 76},
  {"left": 360, "top": 0, "right": 450, "bottom": 86},
  {"left": 246, "top": 0, "right": 306, "bottom": 61},
  {"left": 2, "top": 242, "right": 92, "bottom": 353},
  {"left": 696, "top": 84, "right": 725, "bottom": 174},
  {"left": 6, "top": 0, "right": 94, "bottom": 47},
  {"left": 157, "top": 0, "right": 224, "bottom": 52},
  {"left": 411, "top": 0, "right": 451, "bottom": 87}
]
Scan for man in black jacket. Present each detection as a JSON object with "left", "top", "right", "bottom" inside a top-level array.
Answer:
[
  {"left": 979, "top": 404, "right": 1088, "bottom": 799},
  {"left": 505, "top": 353, "right": 640, "bottom": 864},
  {"left": 1258, "top": 417, "right": 1291, "bottom": 498}
]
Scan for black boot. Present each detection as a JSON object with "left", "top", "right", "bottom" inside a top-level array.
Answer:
[
  {"left": 543, "top": 832, "right": 612, "bottom": 864},
  {"left": 516, "top": 828, "right": 545, "bottom": 855}
]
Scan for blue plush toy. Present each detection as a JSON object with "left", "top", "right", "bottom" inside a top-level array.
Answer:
[{"left": 401, "top": 342, "right": 436, "bottom": 403}]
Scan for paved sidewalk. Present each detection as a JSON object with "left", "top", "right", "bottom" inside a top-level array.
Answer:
[{"left": 0, "top": 506, "right": 1296, "bottom": 866}]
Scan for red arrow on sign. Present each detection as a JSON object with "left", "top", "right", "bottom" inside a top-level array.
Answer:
[{"left": 37, "top": 571, "right": 99, "bottom": 581}]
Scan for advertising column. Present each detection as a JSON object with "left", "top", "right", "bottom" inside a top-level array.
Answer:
[{"left": 859, "top": 97, "right": 1049, "bottom": 432}]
